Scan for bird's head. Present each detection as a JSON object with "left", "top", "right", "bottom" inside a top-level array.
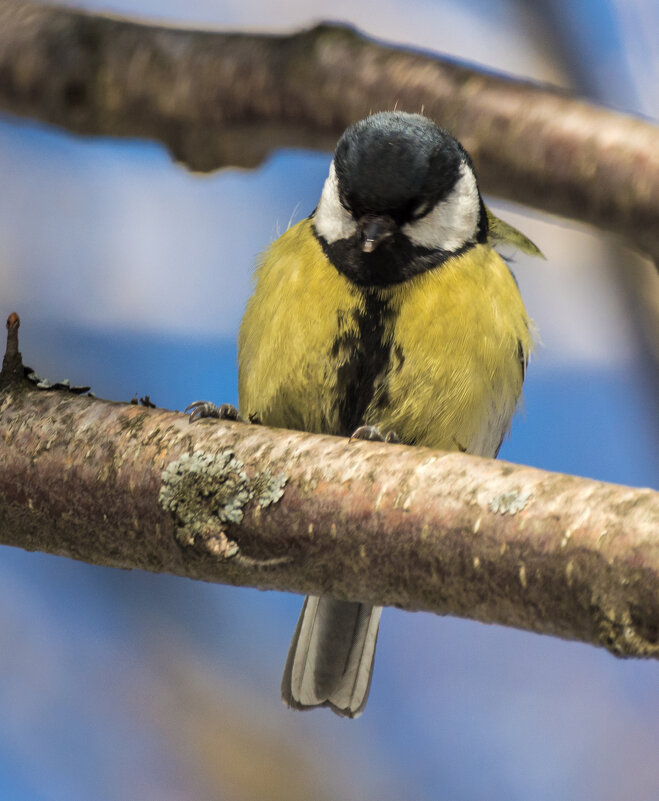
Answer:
[{"left": 313, "top": 112, "right": 487, "bottom": 286}]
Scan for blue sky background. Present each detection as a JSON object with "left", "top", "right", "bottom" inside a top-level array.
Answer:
[{"left": 0, "top": 1, "right": 657, "bottom": 800}]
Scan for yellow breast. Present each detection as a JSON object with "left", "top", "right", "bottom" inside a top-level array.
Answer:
[
  {"left": 369, "top": 245, "right": 532, "bottom": 455},
  {"left": 238, "top": 218, "right": 532, "bottom": 457}
]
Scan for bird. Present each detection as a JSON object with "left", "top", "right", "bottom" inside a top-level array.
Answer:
[{"left": 189, "top": 111, "right": 541, "bottom": 718}]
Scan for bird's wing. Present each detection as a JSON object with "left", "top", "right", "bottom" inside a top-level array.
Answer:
[{"left": 486, "top": 208, "right": 545, "bottom": 259}]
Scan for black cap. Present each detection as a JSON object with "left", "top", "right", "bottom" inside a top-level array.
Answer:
[{"left": 333, "top": 112, "right": 466, "bottom": 224}]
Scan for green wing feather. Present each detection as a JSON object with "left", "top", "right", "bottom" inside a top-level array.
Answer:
[{"left": 486, "top": 207, "right": 545, "bottom": 259}]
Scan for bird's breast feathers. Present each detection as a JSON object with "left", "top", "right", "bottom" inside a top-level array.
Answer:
[{"left": 238, "top": 218, "right": 532, "bottom": 457}]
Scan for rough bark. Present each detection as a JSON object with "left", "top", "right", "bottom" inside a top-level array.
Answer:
[
  {"left": 0, "top": 0, "right": 658, "bottom": 260},
  {"left": 1, "top": 318, "right": 657, "bottom": 660}
]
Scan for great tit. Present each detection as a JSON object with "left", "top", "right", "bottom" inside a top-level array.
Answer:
[{"left": 192, "top": 111, "right": 540, "bottom": 717}]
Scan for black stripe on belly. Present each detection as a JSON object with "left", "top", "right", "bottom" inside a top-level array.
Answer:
[{"left": 331, "top": 291, "right": 396, "bottom": 436}]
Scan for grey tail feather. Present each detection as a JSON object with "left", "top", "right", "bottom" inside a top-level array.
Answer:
[{"left": 281, "top": 596, "right": 382, "bottom": 718}]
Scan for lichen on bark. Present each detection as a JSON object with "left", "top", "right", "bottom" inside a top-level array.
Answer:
[{"left": 159, "top": 449, "right": 287, "bottom": 556}]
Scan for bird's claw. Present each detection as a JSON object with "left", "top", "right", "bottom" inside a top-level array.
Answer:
[
  {"left": 186, "top": 401, "right": 240, "bottom": 423},
  {"left": 217, "top": 403, "right": 240, "bottom": 421},
  {"left": 349, "top": 425, "right": 400, "bottom": 443}
]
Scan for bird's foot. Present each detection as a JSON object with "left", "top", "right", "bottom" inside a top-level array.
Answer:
[
  {"left": 186, "top": 401, "right": 241, "bottom": 423},
  {"left": 350, "top": 425, "right": 400, "bottom": 443}
]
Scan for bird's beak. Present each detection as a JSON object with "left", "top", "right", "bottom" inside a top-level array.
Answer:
[{"left": 359, "top": 215, "right": 397, "bottom": 253}]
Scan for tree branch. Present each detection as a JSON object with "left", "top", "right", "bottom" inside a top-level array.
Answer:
[
  {"left": 0, "top": 0, "right": 658, "bottom": 260},
  {"left": 1, "top": 315, "right": 657, "bottom": 660}
]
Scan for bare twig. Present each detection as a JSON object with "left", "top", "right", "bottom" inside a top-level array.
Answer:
[
  {"left": 1, "top": 315, "right": 657, "bottom": 660},
  {"left": 0, "top": 311, "right": 22, "bottom": 385},
  {"left": 0, "top": 0, "right": 657, "bottom": 259}
]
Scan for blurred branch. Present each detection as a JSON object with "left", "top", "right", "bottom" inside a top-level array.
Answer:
[
  {"left": 152, "top": 652, "right": 363, "bottom": 801},
  {"left": 1, "top": 315, "right": 658, "bottom": 661},
  {"left": 0, "top": 0, "right": 658, "bottom": 262},
  {"left": 514, "top": 0, "right": 659, "bottom": 443}
]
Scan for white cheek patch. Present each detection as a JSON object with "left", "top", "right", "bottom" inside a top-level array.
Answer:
[
  {"left": 313, "top": 161, "right": 357, "bottom": 244},
  {"left": 402, "top": 162, "right": 480, "bottom": 252}
]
